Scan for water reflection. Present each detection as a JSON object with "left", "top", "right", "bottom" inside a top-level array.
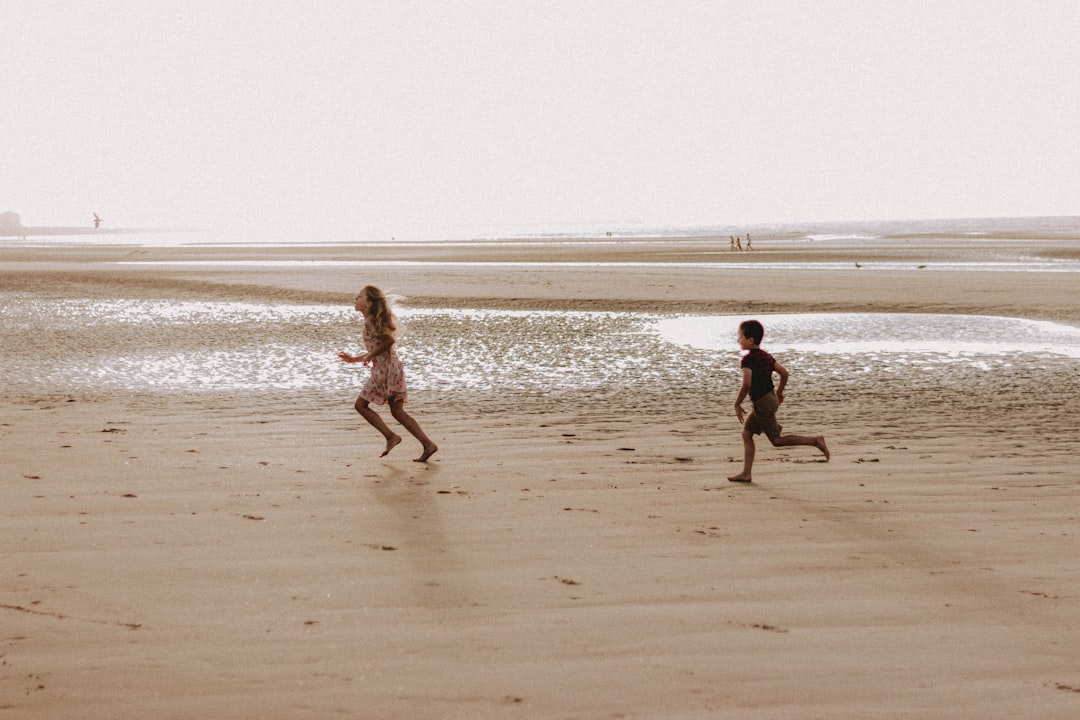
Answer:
[
  {"left": 2, "top": 297, "right": 1078, "bottom": 398},
  {"left": 654, "top": 314, "right": 1080, "bottom": 359},
  {"left": 117, "top": 258, "right": 1080, "bottom": 272}
]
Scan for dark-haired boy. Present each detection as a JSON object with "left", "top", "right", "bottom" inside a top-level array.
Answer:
[{"left": 728, "top": 319, "right": 829, "bottom": 482}]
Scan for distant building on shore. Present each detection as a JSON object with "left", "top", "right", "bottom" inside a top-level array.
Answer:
[
  {"left": 0, "top": 211, "right": 24, "bottom": 232},
  {"left": 0, "top": 210, "right": 161, "bottom": 238}
]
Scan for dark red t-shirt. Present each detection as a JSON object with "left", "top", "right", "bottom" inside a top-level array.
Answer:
[{"left": 741, "top": 348, "right": 776, "bottom": 401}]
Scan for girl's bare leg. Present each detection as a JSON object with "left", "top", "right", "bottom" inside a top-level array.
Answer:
[
  {"left": 728, "top": 429, "right": 756, "bottom": 482},
  {"left": 389, "top": 398, "right": 439, "bottom": 462},
  {"left": 354, "top": 397, "right": 402, "bottom": 456}
]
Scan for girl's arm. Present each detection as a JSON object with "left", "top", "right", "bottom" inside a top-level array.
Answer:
[
  {"left": 362, "top": 333, "right": 395, "bottom": 362},
  {"left": 773, "top": 361, "right": 789, "bottom": 403},
  {"left": 338, "top": 334, "right": 396, "bottom": 364}
]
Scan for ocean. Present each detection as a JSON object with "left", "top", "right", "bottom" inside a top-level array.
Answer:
[{"left": 5, "top": 214, "right": 1080, "bottom": 248}]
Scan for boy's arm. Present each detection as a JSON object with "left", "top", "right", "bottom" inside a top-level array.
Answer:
[
  {"left": 733, "top": 367, "right": 752, "bottom": 423},
  {"left": 773, "top": 361, "right": 789, "bottom": 404}
]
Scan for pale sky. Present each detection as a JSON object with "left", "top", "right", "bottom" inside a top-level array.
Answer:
[{"left": 3, "top": 1, "right": 1079, "bottom": 240}]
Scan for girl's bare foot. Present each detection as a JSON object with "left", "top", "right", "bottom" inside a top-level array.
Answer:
[
  {"left": 727, "top": 473, "right": 752, "bottom": 483},
  {"left": 816, "top": 436, "right": 830, "bottom": 460},
  {"left": 381, "top": 435, "right": 402, "bottom": 457},
  {"left": 414, "top": 443, "right": 438, "bottom": 463}
]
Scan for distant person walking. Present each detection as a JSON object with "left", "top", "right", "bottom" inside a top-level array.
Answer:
[
  {"left": 338, "top": 285, "right": 438, "bottom": 462},
  {"left": 745, "top": 234, "right": 752, "bottom": 251},
  {"left": 727, "top": 319, "right": 828, "bottom": 482}
]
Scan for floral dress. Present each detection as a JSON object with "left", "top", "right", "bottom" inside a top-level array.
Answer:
[{"left": 359, "top": 325, "right": 408, "bottom": 405}]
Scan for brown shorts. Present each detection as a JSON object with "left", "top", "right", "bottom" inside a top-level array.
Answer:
[{"left": 744, "top": 391, "right": 782, "bottom": 440}]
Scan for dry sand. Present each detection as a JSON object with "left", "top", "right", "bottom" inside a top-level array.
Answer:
[{"left": 3, "top": 239, "right": 1080, "bottom": 719}]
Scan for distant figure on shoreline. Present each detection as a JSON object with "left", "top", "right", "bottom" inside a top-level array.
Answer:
[
  {"left": 735, "top": 235, "right": 743, "bottom": 251},
  {"left": 745, "top": 234, "right": 752, "bottom": 251},
  {"left": 93, "top": 213, "right": 102, "bottom": 229}
]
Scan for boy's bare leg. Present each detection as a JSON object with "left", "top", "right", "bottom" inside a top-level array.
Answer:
[
  {"left": 354, "top": 397, "right": 402, "bottom": 456},
  {"left": 772, "top": 433, "right": 830, "bottom": 460},
  {"left": 728, "top": 429, "right": 756, "bottom": 482},
  {"left": 816, "top": 436, "right": 830, "bottom": 460},
  {"left": 390, "top": 399, "right": 439, "bottom": 462}
]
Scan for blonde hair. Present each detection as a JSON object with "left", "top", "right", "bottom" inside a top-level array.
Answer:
[{"left": 362, "top": 285, "right": 397, "bottom": 339}]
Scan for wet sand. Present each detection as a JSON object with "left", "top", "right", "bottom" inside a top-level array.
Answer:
[{"left": 3, "top": 239, "right": 1080, "bottom": 718}]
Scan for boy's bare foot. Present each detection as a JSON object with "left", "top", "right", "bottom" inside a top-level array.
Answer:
[
  {"left": 727, "top": 474, "right": 752, "bottom": 483},
  {"left": 816, "top": 436, "right": 830, "bottom": 461},
  {"left": 414, "top": 443, "right": 438, "bottom": 463},
  {"left": 380, "top": 435, "right": 402, "bottom": 457}
]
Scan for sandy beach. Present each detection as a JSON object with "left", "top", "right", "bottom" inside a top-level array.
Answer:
[{"left": 3, "top": 236, "right": 1080, "bottom": 719}]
